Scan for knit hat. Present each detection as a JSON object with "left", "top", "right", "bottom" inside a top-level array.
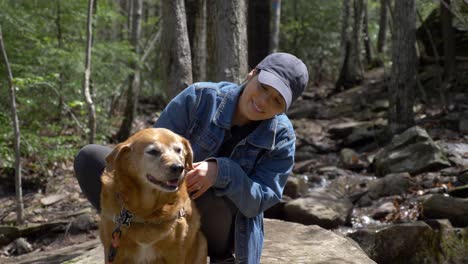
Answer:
[{"left": 255, "top": 52, "right": 309, "bottom": 110}]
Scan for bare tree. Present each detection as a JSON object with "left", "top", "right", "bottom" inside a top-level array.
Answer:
[
  {"left": 186, "top": 0, "right": 207, "bottom": 82},
  {"left": 207, "top": 0, "right": 248, "bottom": 83},
  {"left": 116, "top": 0, "right": 143, "bottom": 141},
  {"left": 270, "top": 0, "right": 281, "bottom": 53},
  {"left": 82, "top": 0, "right": 97, "bottom": 143},
  {"left": 161, "top": 0, "right": 193, "bottom": 100},
  {"left": 0, "top": 26, "right": 24, "bottom": 225},
  {"left": 389, "top": 0, "right": 416, "bottom": 134}
]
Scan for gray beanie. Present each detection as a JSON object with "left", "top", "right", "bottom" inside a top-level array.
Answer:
[{"left": 255, "top": 52, "right": 309, "bottom": 110}]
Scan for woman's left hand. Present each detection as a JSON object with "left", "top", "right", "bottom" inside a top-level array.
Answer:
[{"left": 186, "top": 161, "right": 218, "bottom": 199}]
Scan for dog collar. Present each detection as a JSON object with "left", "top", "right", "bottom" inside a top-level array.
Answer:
[{"left": 112, "top": 207, "right": 186, "bottom": 226}]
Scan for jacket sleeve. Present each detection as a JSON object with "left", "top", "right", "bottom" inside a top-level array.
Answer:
[
  {"left": 153, "top": 84, "right": 199, "bottom": 137},
  {"left": 211, "top": 127, "right": 295, "bottom": 218}
]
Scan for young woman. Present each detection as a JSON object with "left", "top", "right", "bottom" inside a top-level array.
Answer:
[{"left": 74, "top": 52, "right": 309, "bottom": 264}]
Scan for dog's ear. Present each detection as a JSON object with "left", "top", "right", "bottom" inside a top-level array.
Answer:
[
  {"left": 181, "top": 137, "right": 193, "bottom": 170},
  {"left": 105, "top": 142, "right": 130, "bottom": 171}
]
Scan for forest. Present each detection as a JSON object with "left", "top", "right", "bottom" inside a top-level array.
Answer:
[{"left": 1, "top": 0, "right": 468, "bottom": 263}]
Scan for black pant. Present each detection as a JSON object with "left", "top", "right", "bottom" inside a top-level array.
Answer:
[{"left": 73, "top": 144, "right": 237, "bottom": 259}]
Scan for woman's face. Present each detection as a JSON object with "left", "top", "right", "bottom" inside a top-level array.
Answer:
[{"left": 235, "top": 70, "right": 286, "bottom": 125}]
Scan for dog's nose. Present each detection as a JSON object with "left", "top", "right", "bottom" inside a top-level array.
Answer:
[{"left": 170, "top": 164, "right": 184, "bottom": 174}]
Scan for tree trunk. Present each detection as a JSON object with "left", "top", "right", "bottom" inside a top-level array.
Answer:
[
  {"left": 161, "top": 0, "right": 193, "bottom": 100},
  {"left": 55, "top": 0, "right": 66, "bottom": 118},
  {"left": 389, "top": 0, "right": 416, "bottom": 134},
  {"left": 185, "top": 0, "right": 206, "bottom": 82},
  {"left": 362, "top": 0, "right": 372, "bottom": 65},
  {"left": 116, "top": 0, "right": 143, "bottom": 141},
  {"left": 270, "top": 0, "right": 281, "bottom": 53},
  {"left": 248, "top": 0, "right": 270, "bottom": 69},
  {"left": 83, "top": 0, "right": 97, "bottom": 144},
  {"left": 377, "top": 0, "right": 388, "bottom": 54},
  {"left": 348, "top": 0, "right": 364, "bottom": 80},
  {"left": 0, "top": 26, "right": 24, "bottom": 225},
  {"left": 441, "top": 0, "right": 455, "bottom": 81},
  {"left": 335, "top": 0, "right": 364, "bottom": 91},
  {"left": 207, "top": 0, "right": 248, "bottom": 83}
]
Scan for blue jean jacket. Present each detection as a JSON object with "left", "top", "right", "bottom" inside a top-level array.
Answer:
[{"left": 154, "top": 82, "right": 295, "bottom": 264}]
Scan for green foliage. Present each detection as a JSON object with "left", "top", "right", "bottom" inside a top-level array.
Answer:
[
  {"left": 280, "top": 0, "right": 343, "bottom": 82},
  {"left": 0, "top": 0, "right": 161, "bottom": 178}
]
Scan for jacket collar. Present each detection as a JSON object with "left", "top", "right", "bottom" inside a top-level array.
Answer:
[{"left": 213, "top": 84, "right": 277, "bottom": 150}]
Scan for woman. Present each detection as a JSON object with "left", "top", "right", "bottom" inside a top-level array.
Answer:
[{"left": 74, "top": 52, "right": 309, "bottom": 264}]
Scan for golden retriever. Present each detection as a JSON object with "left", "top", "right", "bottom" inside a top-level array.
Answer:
[{"left": 99, "top": 128, "right": 207, "bottom": 264}]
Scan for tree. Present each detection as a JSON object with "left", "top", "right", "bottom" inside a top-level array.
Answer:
[
  {"left": 186, "top": 0, "right": 207, "bottom": 82},
  {"left": 389, "top": 0, "right": 416, "bottom": 134},
  {"left": 375, "top": 0, "right": 389, "bottom": 66},
  {"left": 161, "top": 0, "right": 193, "bottom": 100},
  {"left": 362, "top": 0, "right": 372, "bottom": 65},
  {"left": 270, "top": 0, "right": 281, "bottom": 53},
  {"left": 83, "top": 0, "right": 97, "bottom": 144},
  {"left": 0, "top": 26, "right": 24, "bottom": 225},
  {"left": 248, "top": 0, "right": 270, "bottom": 69},
  {"left": 207, "top": 0, "right": 248, "bottom": 83},
  {"left": 116, "top": 0, "right": 143, "bottom": 141},
  {"left": 335, "top": 0, "right": 364, "bottom": 91},
  {"left": 441, "top": 0, "right": 455, "bottom": 82}
]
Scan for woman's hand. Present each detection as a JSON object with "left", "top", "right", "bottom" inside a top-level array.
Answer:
[{"left": 186, "top": 161, "right": 218, "bottom": 199}]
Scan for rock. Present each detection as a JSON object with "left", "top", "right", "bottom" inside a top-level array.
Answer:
[
  {"left": 440, "top": 142, "right": 468, "bottom": 169},
  {"left": 371, "top": 202, "right": 396, "bottom": 220},
  {"left": 339, "top": 148, "right": 368, "bottom": 170},
  {"left": 65, "top": 219, "right": 376, "bottom": 264},
  {"left": 284, "top": 189, "right": 353, "bottom": 229},
  {"left": 448, "top": 184, "right": 468, "bottom": 198},
  {"left": 69, "top": 214, "right": 98, "bottom": 233},
  {"left": 357, "top": 173, "right": 414, "bottom": 206},
  {"left": 460, "top": 119, "right": 468, "bottom": 134},
  {"left": 262, "top": 219, "right": 375, "bottom": 263},
  {"left": 459, "top": 170, "right": 468, "bottom": 184},
  {"left": 283, "top": 175, "right": 309, "bottom": 199},
  {"left": 348, "top": 221, "right": 468, "bottom": 264},
  {"left": 420, "top": 194, "right": 468, "bottom": 227},
  {"left": 40, "top": 194, "right": 67, "bottom": 206},
  {"left": 328, "top": 120, "right": 367, "bottom": 139},
  {"left": 373, "top": 126, "right": 450, "bottom": 177}
]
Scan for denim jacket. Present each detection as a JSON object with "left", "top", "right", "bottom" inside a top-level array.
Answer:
[{"left": 154, "top": 82, "right": 296, "bottom": 264}]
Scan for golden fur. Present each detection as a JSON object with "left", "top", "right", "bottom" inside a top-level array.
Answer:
[{"left": 99, "top": 128, "right": 207, "bottom": 264}]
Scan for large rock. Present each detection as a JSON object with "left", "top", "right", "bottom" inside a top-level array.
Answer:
[
  {"left": 357, "top": 172, "right": 414, "bottom": 206},
  {"left": 262, "top": 219, "right": 375, "bottom": 264},
  {"left": 373, "top": 126, "right": 450, "bottom": 177},
  {"left": 284, "top": 189, "right": 353, "bottom": 229},
  {"left": 65, "top": 219, "right": 375, "bottom": 264},
  {"left": 348, "top": 220, "right": 468, "bottom": 264},
  {"left": 421, "top": 194, "right": 468, "bottom": 227}
]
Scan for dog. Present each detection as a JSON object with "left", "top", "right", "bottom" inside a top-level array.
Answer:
[{"left": 99, "top": 128, "right": 207, "bottom": 264}]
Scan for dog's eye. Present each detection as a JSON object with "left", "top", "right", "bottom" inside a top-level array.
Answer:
[
  {"left": 174, "top": 147, "right": 182, "bottom": 154},
  {"left": 147, "top": 149, "right": 161, "bottom": 156}
]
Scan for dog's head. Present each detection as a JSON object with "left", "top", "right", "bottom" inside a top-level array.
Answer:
[{"left": 105, "top": 128, "right": 193, "bottom": 193}]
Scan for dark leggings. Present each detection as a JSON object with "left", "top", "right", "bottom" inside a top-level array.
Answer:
[{"left": 73, "top": 144, "right": 236, "bottom": 259}]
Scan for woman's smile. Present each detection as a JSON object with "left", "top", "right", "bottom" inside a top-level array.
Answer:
[{"left": 251, "top": 99, "right": 265, "bottom": 114}]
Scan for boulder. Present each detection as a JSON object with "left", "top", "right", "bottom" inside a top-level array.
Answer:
[
  {"left": 373, "top": 126, "right": 450, "bottom": 177},
  {"left": 65, "top": 219, "right": 376, "bottom": 264},
  {"left": 284, "top": 189, "right": 353, "bottom": 229},
  {"left": 357, "top": 172, "right": 414, "bottom": 206},
  {"left": 420, "top": 194, "right": 468, "bottom": 227},
  {"left": 348, "top": 220, "right": 468, "bottom": 264}
]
